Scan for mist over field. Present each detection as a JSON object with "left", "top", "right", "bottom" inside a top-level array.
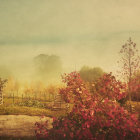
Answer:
[{"left": 0, "top": 0, "right": 140, "bottom": 84}]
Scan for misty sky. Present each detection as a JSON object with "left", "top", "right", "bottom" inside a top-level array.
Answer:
[{"left": 0, "top": 0, "right": 140, "bottom": 81}]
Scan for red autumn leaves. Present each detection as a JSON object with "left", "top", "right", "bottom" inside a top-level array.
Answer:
[{"left": 35, "top": 72, "right": 140, "bottom": 140}]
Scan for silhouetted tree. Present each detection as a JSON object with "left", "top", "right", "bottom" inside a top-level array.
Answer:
[
  {"left": 79, "top": 66, "right": 104, "bottom": 82},
  {"left": 118, "top": 38, "right": 140, "bottom": 110},
  {"left": 34, "top": 54, "right": 62, "bottom": 81}
]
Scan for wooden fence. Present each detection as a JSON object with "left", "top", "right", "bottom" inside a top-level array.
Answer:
[{"left": 2, "top": 92, "right": 68, "bottom": 110}]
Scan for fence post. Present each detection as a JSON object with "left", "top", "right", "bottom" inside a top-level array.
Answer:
[
  {"left": 13, "top": 93, "right": 14, "bottom": 105},
  {"left": 49, "top": 93, "right": 50, "bottom": 102},
  {"left": 22, "top": 94, "right": 23, "bottom": 102},
  {"left": 44, "top": 93, "right": 46, "bottom": 101}
]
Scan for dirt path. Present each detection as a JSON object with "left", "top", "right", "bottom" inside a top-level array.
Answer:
[{"left": 0, "top": 115, "right": 52, "bottom": 138}]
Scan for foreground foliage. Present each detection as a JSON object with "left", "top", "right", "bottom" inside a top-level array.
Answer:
[{"left": 35, "top": 72, "right": 140, "bottom": 140}]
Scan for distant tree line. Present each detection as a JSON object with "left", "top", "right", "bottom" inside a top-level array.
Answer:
[{"left": 79, "top": 66, "right": 104, "bottom": 82}]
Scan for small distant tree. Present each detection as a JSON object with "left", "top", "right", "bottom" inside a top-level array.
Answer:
[
  {"left": 0, "top": 78, "right": 7, "bottom": 105},
  {"left": 118, "top": 38, "right": 140, "bottom": 110},
  {"left": 46, "top": 84, "right": 58, "bottom": 101},
  {"left": 5, "top": 77, "right": 15, "bottom": 96},
  {"left": 14, "top": 80, "right": 20, "bottom": 97}
]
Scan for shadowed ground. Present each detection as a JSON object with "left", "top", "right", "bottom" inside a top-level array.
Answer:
[{"left": 0, "top": 115, "right": 52, "bottom": 139}]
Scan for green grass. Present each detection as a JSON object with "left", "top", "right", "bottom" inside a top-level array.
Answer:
[
  {"left": 0, "top": 105, "right": 66, "bottom": 117},
  {"left": 0, "top": 97, "right": 67, "bottom": 118}
]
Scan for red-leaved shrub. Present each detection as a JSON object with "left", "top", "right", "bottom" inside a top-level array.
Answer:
[{"left": 35, "top": 72, "right": 140, "bottom": 140}]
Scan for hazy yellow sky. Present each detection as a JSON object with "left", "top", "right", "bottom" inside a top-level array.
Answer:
[{"left": 0, "top": 0, "right": 140, "bottom": 80}]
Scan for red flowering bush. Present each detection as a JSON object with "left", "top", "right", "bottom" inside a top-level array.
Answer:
[
  {"left": 35, "top": 72, "right": 140, "bottom": 140},
  {"left": 91, "top": 73, "right": 128, "bottom": 105},
  {"left": 93, "top": 73, "right": 127, "bottom": 100}
]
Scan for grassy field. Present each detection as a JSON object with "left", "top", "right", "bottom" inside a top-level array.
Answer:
[
  {"left": 0, "top": 105, "right": 67, "bottom": 117},
  {"left": 0, "top": 97, "right": 67, "bottom": 118}
]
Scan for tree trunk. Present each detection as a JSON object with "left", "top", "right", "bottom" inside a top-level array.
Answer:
[{"left": 128, "top": 46, "right": 132, "bottom": 112}]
